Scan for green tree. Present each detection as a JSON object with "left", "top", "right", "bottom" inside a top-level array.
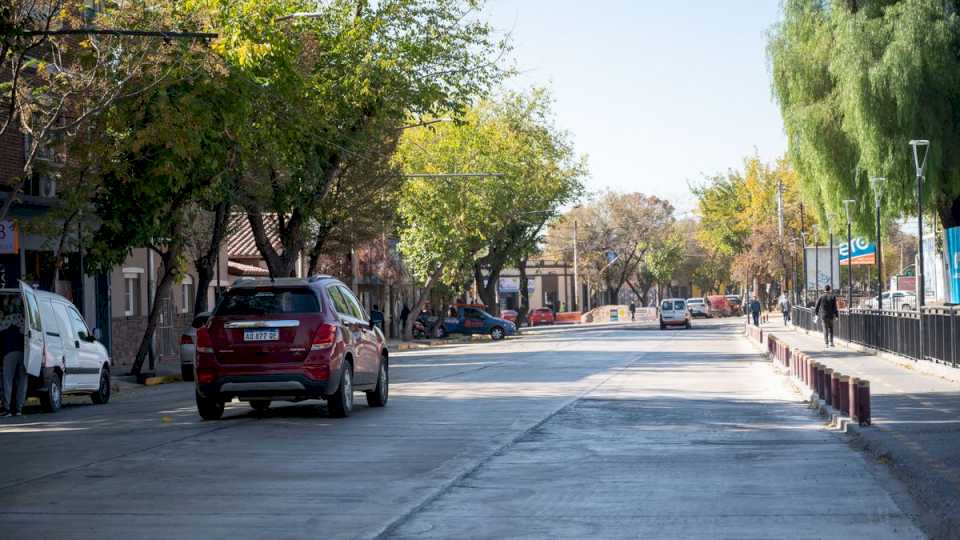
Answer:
[
  {"left": 769, "top": 0, "right": 960, "bottom": 233},
  {"left": 201, "top": 0, "right": 508, "bottom": 277}
]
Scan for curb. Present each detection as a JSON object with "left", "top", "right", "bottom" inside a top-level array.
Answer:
[
  {"left": 143, "top": 375, "right": 181, "bottom": 386},
  {"left": 772, "top": 362, "right": 861, "bottom": 434}
]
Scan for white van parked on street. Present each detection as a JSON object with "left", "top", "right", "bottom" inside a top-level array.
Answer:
[
  {"left": 659, "top": 298, "right": 692, "bottom": 330},
  {"left": 0, "top": 282, "right": 112, "bottom": 412}
]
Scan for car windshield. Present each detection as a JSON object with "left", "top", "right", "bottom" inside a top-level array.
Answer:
[
  {"left": 687, "top": 299, "right": 703, "bottom": 305},
  {"left": 215, "top": 288, "right": 321, "bottom": 316}
]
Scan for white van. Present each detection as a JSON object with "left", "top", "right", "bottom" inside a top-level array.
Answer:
[
  {"left": 659, "top": 298, "right": 692, "bottom": 330},
  {"left": 0, "top": 282, "right": 112, "bottom": 412}
]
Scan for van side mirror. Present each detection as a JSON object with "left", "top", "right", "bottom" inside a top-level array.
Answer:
[{"left": 93, "top": 327, "right": 102, "bottom": 341}]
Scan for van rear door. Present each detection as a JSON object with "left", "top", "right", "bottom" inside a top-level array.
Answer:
[{"left": 19, "top": 281, "right": 44, "bottom": 377}]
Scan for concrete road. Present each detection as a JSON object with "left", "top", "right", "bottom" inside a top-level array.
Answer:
[{"left": 0, "top": 320, "right": 922, "bottom": 539}]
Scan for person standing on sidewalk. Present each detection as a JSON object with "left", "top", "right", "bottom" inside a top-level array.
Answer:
[
  {"left": 629, "top": 301, "right": 636, "bottom": 321},
  {"left": 778, "top": 293, "right": 791, "bottom": 326},
  {"left": 0, "top": 296, "right": 26, "bottom": 417},
  {"left": 814, "top": 285, "right": 839, "bottom": 347},
  {"left": 749, "top": 297, "right": 761, "bottom": 327}
]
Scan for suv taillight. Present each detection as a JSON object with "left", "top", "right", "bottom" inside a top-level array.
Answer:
[
  {"left": 196, "top": 328, "right": 213, "bottom": 354},
  {"left": 311, "top": 324, "right": 336, "bottom": 350},
  {"left": 180, "top": 334, "right": 193, "bottom": 346}
]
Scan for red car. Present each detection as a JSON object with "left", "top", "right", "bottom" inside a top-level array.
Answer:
[
  {"left": 501, "top": 309, "right": 519, "bottom": 324},
  {"left": 194, "top": 276, "right": 389, "bottom": 420},
  {"left": 529, "top": 307, "right": 556, "bottom": 326}
]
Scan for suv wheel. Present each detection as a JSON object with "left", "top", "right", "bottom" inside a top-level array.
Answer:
[
  {"left": 249, "top": 400, "right": 271, "bottom": 413},
  {"left": 490, "top": 326, "right": 505, "bottom": 341},
  {"left": 328, "top": 363, "right": 353, "bottom": 418},
  {"left": 91, "top": 369, "right": 111, "bottom": 404},
  {"left": 196, "top": 390, "right": 225, "bottom": 420},
  {"left": 366, "top": 357, "right": 389, "bottom": 407},
  {"left": 41, "top": 371, "right": 63, "bottom": 413}
]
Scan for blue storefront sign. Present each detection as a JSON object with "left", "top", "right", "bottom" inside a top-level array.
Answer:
[
  {"left": 947, "top": 226, "right": 960, "bottom": 304},
  {"left": 838, "top": 237, "right": 876, "bottom": 265}
]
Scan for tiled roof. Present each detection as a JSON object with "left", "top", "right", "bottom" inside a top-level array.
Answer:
[
  {"left": 227, "top": 260, "right": 270, "bottom": 277},
  {"left": 228, "top": 214, "right": 280, "bottom": 258}
]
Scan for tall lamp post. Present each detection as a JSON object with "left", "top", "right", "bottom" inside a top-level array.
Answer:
[
  {"left": 870, "top": 177, "right": 885, "bottom": 310},
  {"left": 842, "top": 199, "right": 856, "bottom": 310},
  {"left": 800, "top": 231, "right": 808, "bottom": 304},
  {"left": 812, "top": 224, "right": 820, "bottom": 298},
  {"left": 573, "top": 220, "right": 579, "bottom": 312},
  {"left": 910, "top": 139, "right": 930, "bottom": 361},
  {"left": 827, "top": 213, "right": 835, "bottom": 292}
]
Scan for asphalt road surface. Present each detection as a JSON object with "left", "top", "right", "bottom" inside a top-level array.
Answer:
[{"left": 0, "top": 319, "right": 922, "bottom": 539}]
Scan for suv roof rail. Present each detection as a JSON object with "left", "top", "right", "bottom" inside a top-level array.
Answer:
[{"left": 307, "top": 274, "right": 333, "bottom": 282}]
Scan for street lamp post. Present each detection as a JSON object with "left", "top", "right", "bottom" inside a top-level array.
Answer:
[
  {"left": 828, "top": 214, "right": 835, "bottom": 292},
  {"left": 843, "top": 199, "right": 856, "bottom": 310},
  {"left": 870, "top": 177, "right": 885, "bottom": 310},
  {"left": 801, "top": 231, "right": 808, "bottom": 305},
  {"left": 813, "top": 224, "right": 820, "bottom": 299},
  {"left": 573, "top": 220, "right": 579, "bottom": 312},
  {"left": 910, "top": 139, "right": 930, "bottom": 361}
]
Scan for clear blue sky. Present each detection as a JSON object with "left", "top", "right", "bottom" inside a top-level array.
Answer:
[{"left": 484, "top": 1, "right": 787, "bottom": 213}]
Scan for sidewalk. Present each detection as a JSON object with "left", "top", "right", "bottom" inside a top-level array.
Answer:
[{"left": 755, "top": 318, "right": 960, "bottom": 539}]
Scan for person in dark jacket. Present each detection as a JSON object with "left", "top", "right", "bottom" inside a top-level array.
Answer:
[
  {"left": 814, "top": 285, "right": 839, "bottom": 347},
  {"left": 400, "top": 304, "right": 411, "bottom": 329},
  {"left": 0, "top": 296, "right": 26, "bottom": 417},
  {"left": 370, "top": 305, "right": 385, "bottom": 332},
  {"left": 749, "top": 297, "right": 762, "bottom": 327}
]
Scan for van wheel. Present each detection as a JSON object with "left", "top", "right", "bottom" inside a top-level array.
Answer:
[
  {"left": 366, "top": 357, "right": 389, "bottom": 407},
  {"left": 41, "top": 372, "right": 63, "bottom": 413},
  {"left": 685, "top": 321, "right": 692, "bottom": 329},
  {"left": 180, "top": 364, "right": 194, "bottom": 382},
  {"left": 196, "top": 390, "right": 224, "bottom": 420},
  {"left": 490, "top": 326, "right": 505, "bottom": 341},
  {"left": 328, "top": 363, "right": 353, "bottom": 418},
  {"left": 659, "top": 320, "right": 666, "bottom": 330},
  {"left": 91, "top": 369, "right": 111, "bottom": 404}
]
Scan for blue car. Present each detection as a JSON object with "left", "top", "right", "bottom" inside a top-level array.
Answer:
[{"left": 443, "top": 304, "right": 517, "bottom": 341}]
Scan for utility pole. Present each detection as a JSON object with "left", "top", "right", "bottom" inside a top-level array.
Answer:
[
  {"left": 573, "top": 220, "right": 579, "bottom": 312},
  {"left": 843, "top": 199, "right": 856, "bottom": 310},
  {"left": 800, "top": 203, "right": 807, "bottom": 304}
]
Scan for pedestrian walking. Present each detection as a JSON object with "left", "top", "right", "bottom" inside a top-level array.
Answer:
[
  {"left": 749, "top": 297, "right": 761, "bottom": 327},
  {"left": 400, "top": 303, "right": 410, "bottom": 329},
  {"left": 0, "top": 296, "right": 27, "bottom": 417},
  {"left": 778, "top": 294, "right": 791, "bottom": 326},
  {"left": 370, "top": 304, "right": 385, "bottom": 332},
  {"left": 629, "top": 301, "right": 636, "bottom": 321},
  {"left": 814, "top": 285, "right": 839, "bottom": 347}
]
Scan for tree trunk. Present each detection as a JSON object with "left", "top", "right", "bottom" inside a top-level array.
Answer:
[
  {"left": 130, "top": 244, "right": 182, "bottom": 376},
  {"left": 518, "top": 257, "right": 529, "bottom": 326},
  {"left": 193, "top": 200, "right": 231, "bottom": 314},
  {"left": 307, "top": 220, "right": 335, "bottom": 275},
  {"left": 403, "top": 266, "right": 443, "bottom": 341},
  {"left": 246, "top": 210, "right": 302, "bottom": 278},
  {"left": 938, "top": 198, "right": 960, "bottom": 231},
  {"left": 473, "top": 262, "right": 500, "bottom": 315}
]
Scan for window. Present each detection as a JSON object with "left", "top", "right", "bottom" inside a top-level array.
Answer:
[
  {"left": 124, "top": 276, "right": 141, "bottom": 317},
  {"left": 338, "top": 286, "right": 367, "bottom": 321},
  {"left": 66, "top": 308, "right": 89, "bottom": 341},
  {"left": 22, "top": 289, "right": 42, "bottom": 332},
  {"left": 463, "top": 308, "right": 485, "bottom": 320},
  {"left": 215, "top": 288, "right": 320, "bottom": 316},
  {"left": 326, "top": 286, "right": 354, "bottom": 318},
  {"left": 181, "top": 280, "right": 194, "bottom": 314}
]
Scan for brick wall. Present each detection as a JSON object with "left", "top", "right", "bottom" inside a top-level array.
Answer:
[
  {"left": 0, "top": 115, "right": 24, "bottom": 185},
  {"left": 110, "top": 314, "right": 194, "bottom": 372}
]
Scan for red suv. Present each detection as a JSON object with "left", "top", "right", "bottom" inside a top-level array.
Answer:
[
  {"left": 529, "top": 307, "right": 555, "bottom": 326},
  {"left": 194, "top": 276, "right": 388, "bottom": 420}
]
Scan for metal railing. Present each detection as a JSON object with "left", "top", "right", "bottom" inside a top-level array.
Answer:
[{"left": 792, "top": 305, "right": 960, "bottom": 366}]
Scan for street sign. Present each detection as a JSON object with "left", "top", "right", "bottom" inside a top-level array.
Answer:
[
  {"left": 0, "top": 220, "right": 18, "bottom": 254},
  {"left": 838, "top": 237, "right": 876, "bottom": 265}
]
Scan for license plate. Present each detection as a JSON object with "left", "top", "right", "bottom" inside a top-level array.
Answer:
[{"left": 244, "top": 329, "right": 279, "bottom": 341}]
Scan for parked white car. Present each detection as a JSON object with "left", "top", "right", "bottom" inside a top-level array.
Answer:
[
  {"left": 863, "top": 291, "right": 917, "bottom": 311},
  {"left": 686, "top": 297, "right": 711, "bottom": 318},
  {"left": 0, "top": 282, "right": 112, "bottom": 412},
  {"left": 179, "top": 312, "right": 210, "bottom": 382},
  {"left": 660, "top": 298, "right": 692, "bottom": 329}
]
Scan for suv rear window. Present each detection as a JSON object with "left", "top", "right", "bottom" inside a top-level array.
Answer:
[{"left": 215, "top": 288, "right": 321, "bottom": 316}]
